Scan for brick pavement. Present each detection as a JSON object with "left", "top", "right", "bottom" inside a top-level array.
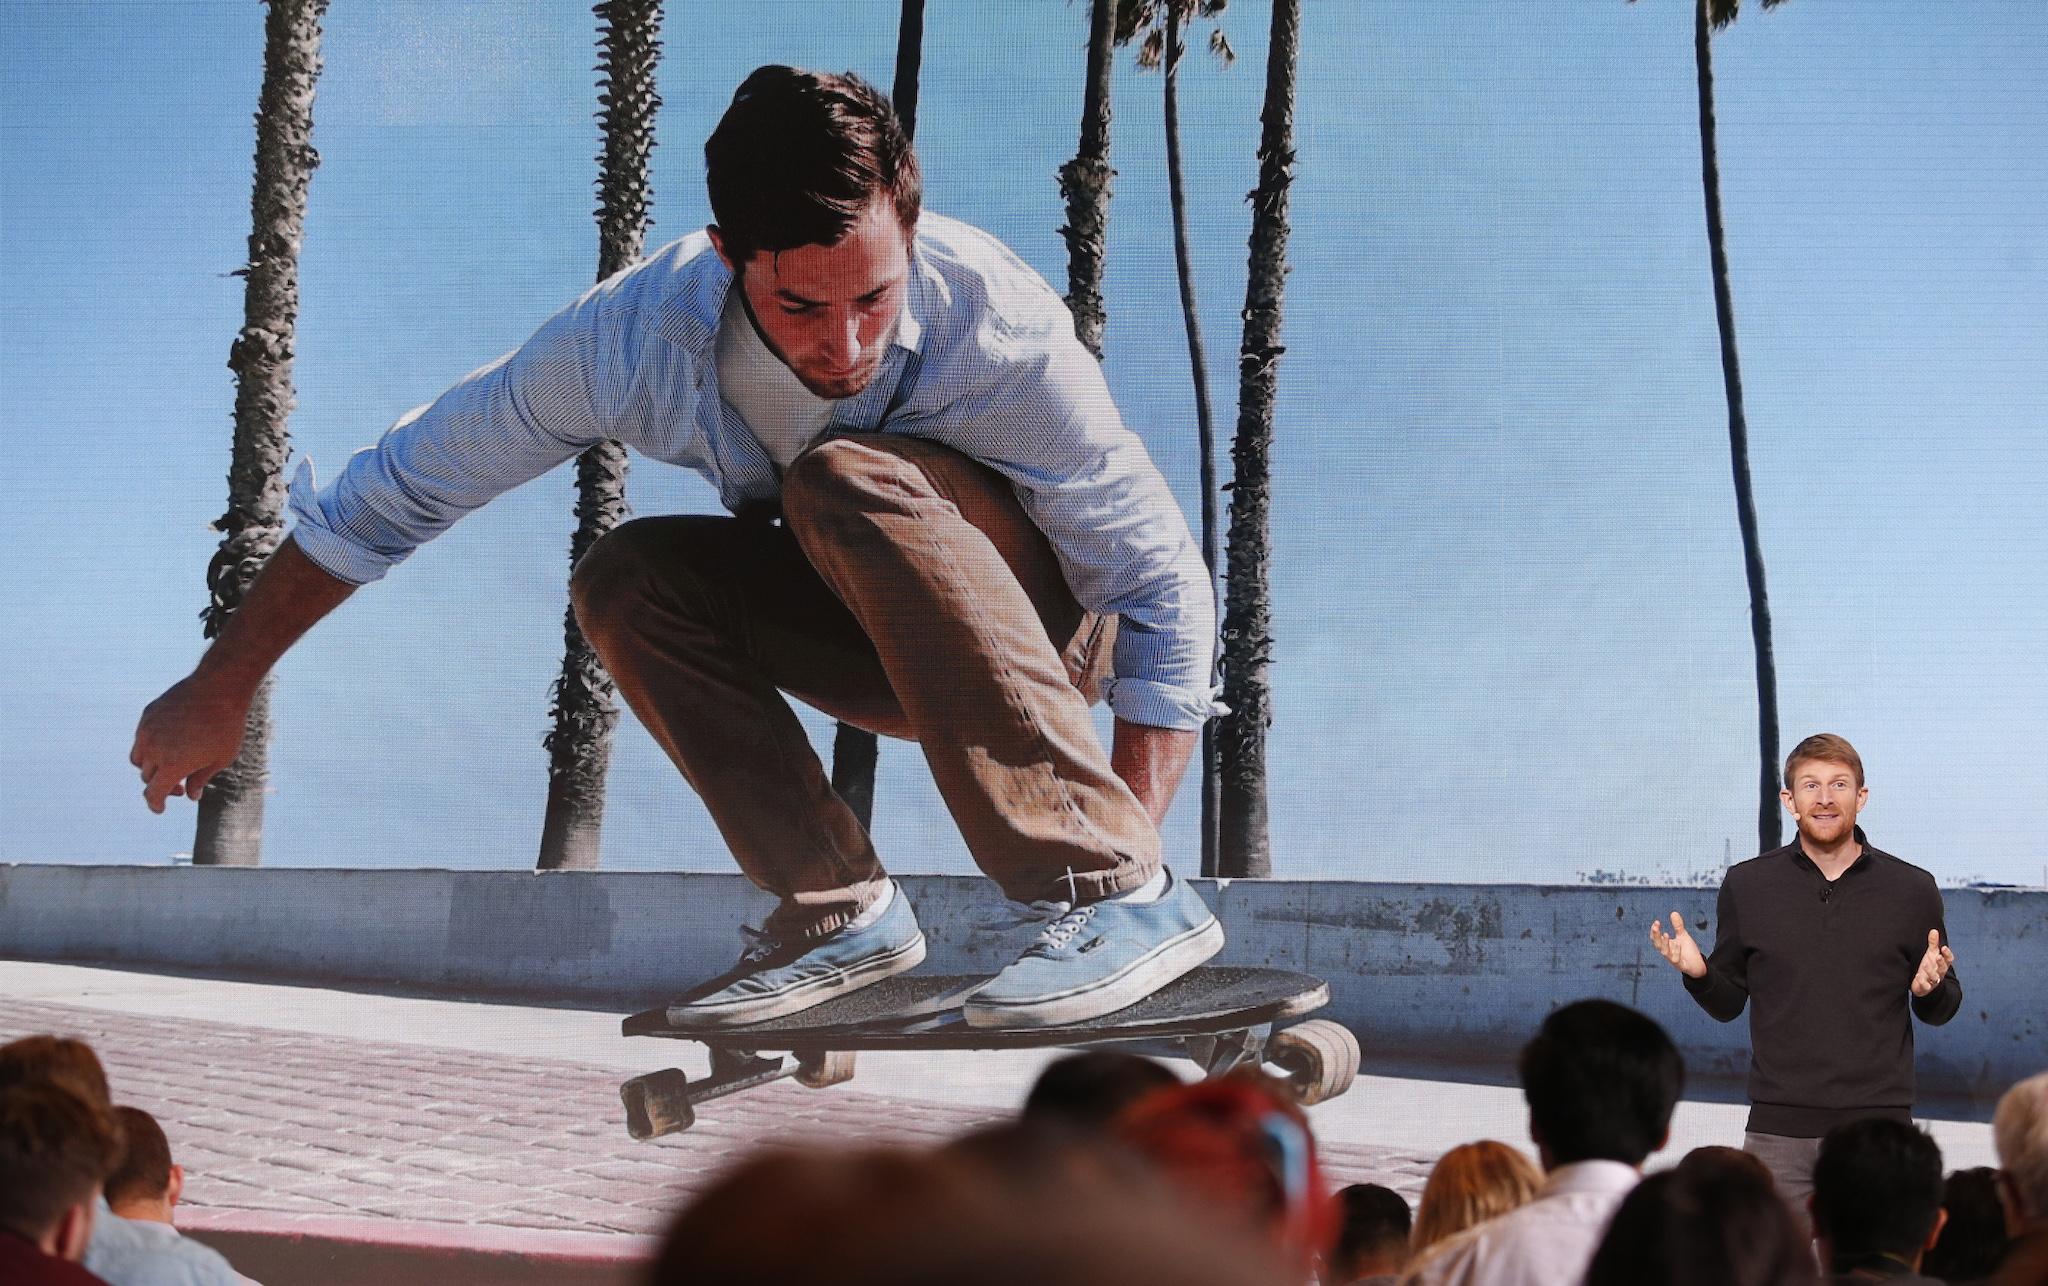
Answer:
[{"left": 2, "top": 996, "right": 1437, "bottom": 1239}]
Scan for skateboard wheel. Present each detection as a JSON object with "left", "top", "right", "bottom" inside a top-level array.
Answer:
[
  {"left": 1268, "top": 1019, "right": 1360, "bottom": 1106},
  {"left": 621, "top": 1068, "right": 696, "bottom": 1140},
  {"left": 794, "top": 1049, "right": 856, "bottom": 1089}
]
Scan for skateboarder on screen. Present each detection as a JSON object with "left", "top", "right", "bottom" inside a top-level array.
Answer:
[{"left": 130, "top": 66, "right": 1224, "bottom": 1030}]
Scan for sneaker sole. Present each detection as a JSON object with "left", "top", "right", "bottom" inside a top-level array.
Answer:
[
  {"left": 665, "top": 932, "right": 928, "bottom": 1028},
  {"left": 959, "top": 915, "right": 1225, "bottom": 1029}
]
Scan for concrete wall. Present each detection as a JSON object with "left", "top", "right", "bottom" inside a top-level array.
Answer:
[{"left": 4, "top": 865, "right": 2040, "bottom": 1116}]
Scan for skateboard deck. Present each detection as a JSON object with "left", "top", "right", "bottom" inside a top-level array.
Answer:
[{"left": 618, "top": 966, "right": 1357, "bottom": 1140}]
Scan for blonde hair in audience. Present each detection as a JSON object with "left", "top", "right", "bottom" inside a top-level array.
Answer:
[
  {"left": 1411, "top": 1140, "right": 1543, "bottom": 1254},
  {"left": 1993, "top": 1070, "right": 2048, "bottom": 1223}
]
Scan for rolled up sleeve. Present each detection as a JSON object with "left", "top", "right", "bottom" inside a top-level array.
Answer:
[{"left": 285, "top": 285, "right": 628, "bottom": 584}]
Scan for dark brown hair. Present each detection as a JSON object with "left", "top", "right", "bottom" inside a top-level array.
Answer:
[
  {"left": 106, "top": 1105, "right": 175, "bottom": 1206},
  {"left": 704, "top": 65, "right": 920, "bottom": 265},
  {"left": 1586, "top": 1166, "right": 1816, "bottom": 1286},
  {"left": 0, "top": 1082, "right": 124, "bottom": 1242}
]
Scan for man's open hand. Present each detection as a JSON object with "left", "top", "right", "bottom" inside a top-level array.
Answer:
[
  {"left": 1649, "top": 912, "right": 1708, "bottom": 979},
  {"left": 130, "top": 673, "right": 253, "bottom": 813},
  {"left": 1910, "top": 929, "right": 1956, "bottom": 997}
]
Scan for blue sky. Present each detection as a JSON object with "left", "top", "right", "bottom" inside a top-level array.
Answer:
[{"left": 2, "top": 1, "right": 2043, "bottom": 886}]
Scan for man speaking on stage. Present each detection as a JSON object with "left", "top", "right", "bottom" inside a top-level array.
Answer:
[{"left": 1649, "top": 733, "right": 1962, "bottom": 1202}]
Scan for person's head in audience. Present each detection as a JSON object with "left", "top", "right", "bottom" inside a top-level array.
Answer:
[
  {"left": 1409, "top": 1140, "right": 1541, "bottom": 1257},
  {"left": 1322, "top": 1183, "right": 1411, "bottom": 1284},
  {"left": 1584, "top": 1163, "right": 1816, "bottom": 1286},
  {"left": 0, "top": 1034, "right": 113, "bottom": 1111},
  {"left": 1021, "top": 1049, "right": 1180, "bottom": 1131},
  {"left": 1924, "top": 1166, "right": 2011, "bottom": 1285},
  {"left": 1678, "top": 1143, "right": 1777, "bottom": 1190},
  {"left": 0, "top": 1081, "right": 124, "bottom": 1263},
  {"left": 1810, "top": 1117, "right": 1947, "bottom": 1277},
  {"left": 1516, "top": 999, "right": 1683, "bottom": 1170},
  {"left": 105, "top": 1107, "right": 183, "bottom": 1226},
  {"left": 1994, "top": 1070, "right": 2048, "bottom": 1239},
  {"left": 1113, "top": 1070, "right": 1339, "bottom": 1277},
  {"left": 647, "top": 1143, "right": 1286, "bottom": 1285}
]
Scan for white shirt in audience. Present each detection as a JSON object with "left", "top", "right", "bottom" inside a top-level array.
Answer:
[{"left": 1395, "top": 1160, "right": 1639, "bottom": 1286}]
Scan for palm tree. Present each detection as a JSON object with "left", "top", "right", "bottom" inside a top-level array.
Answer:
[
  {"left": 1640, "top": 0, "right": 1785, "bottom": 854},
  {"left": 194, "top": 0, "right": 330, "bottom": 867},
  {"left": 1217, "top": 0, "right": 1300, "bottom": 879},
  {"left": 830, "top": 0, "right": 931, "bottom": 834},
  {"left": 537, "top": 0, "right": 663, "bottom": 871},
  {"left": 1059, "top": 0, "right": 1119, "bottom": 359},
  {"left": 1116, "top": 0, "right": 1233, "bottom": 875},
  {"left": 892, "top": 0, "right": 926, "bottom": 143}
]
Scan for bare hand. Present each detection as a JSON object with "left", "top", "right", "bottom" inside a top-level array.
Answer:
[
  {"left": 130, "top": 673, "right": 253, "bottom": 813},
  {"left": 1910, "top": 929, "right": 1956, "bottom": 997},
  {"left": 1649, "top": 912, "right": 1708, "bottom": 978}
]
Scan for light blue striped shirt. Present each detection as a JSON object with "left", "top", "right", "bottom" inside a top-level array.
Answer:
[{"left": 288, "top": 214, "right": 1219, "bottom": 730}]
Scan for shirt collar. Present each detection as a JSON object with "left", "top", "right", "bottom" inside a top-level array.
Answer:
[
  {"left": 1792, "top": 825, "right": 1873, "bottom": 876},
  {"left": 1538, "top": 1159, "right": 1641, "bottom": 1198}
]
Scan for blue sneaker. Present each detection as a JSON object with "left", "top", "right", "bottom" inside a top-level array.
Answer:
[
  {"left": 666, "top": 884, "right": 926, "bottom": 1027},
  {"left": 962, "top": 868, "right": 1224, "bottom": 1029}
]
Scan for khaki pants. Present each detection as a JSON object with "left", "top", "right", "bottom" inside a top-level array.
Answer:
[{"left": 571, "top": 433, "right": 1160, "bottom": 941}]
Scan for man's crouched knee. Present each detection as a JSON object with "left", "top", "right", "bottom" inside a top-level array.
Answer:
[{"left": 568, "top": 516, "right": 722, "bottom": 640}]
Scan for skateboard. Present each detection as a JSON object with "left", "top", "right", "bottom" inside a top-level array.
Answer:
[{"left": 617, "top": 965, "right": 1359, "bottom": 1140}]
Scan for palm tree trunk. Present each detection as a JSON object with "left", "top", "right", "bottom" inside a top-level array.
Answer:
[
  {"left": 1218, "top": 0, "right": 1299, "bottom": 880},
  {"left": 825, "top": 1, "right": 933, "bottom": 835},
  {"left": 1161, "top": 5, "right": 1222, "bottom": 877},
  {"left": 1059, "top": 0, "right": 1118, "bottom": 359},
  {"left": 194, "top": 0, "right": 329, "bottom": 868},
  {"left": 891, "top": 0, "right": 926, "bottom": 143},
  {"left": 1694, "top": 0, "right": 1780, "bottom": 855},
  {"left": 537, "top": 0, "right": 662, "bottom": 871}
]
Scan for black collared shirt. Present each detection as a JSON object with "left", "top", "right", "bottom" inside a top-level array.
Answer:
[{"left": 1683, "top": 827, "right": 1963, "bottom": 1136}]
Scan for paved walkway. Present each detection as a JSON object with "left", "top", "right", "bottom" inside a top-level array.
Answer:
[{"left": 0, "top": 980, "right": 1437, "bottom": 1241}]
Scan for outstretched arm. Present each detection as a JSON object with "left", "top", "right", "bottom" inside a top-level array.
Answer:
[
  {"left": 130, "top": 537, "right": 355, "bottom": 812},
  {"left": 1652, "top": 882, "right": 1750, "bottom": 1022},
  {"left": 1910, "top": 926, "right": 1962, "bottom": 1025}
]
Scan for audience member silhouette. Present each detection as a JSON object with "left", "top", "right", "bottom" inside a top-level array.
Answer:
[
  {"left": 1584, "top": 1163, "right": 1816, "bottom": 1286},
  {"left": 0, "top": 1036, "right": 245, "bottom": 1286},
  {"left": 0, "top": 1081, "right": 121, "bottom": 1284},
  {"left": 646, "top": 1143, "right": 1288, "bottom": 1285},
  {"left": 1324, "top": 1182, "right": 1413, "bottom": 1285},
  {"left": 1397, "top": 999, "right": 1683, "bottom": 1286},
  {"left": 1809, "top": 1117, "right": 1947, "bottom": 1285},
  {"left": 1677, "top": 1143, "right": 1777, "bottom": 1190},
  {"left": 1020, "top": 1049, "right": 1180, "bottom": 1131},
  {"left": 1989, "top": 1070, "right": 2048, "bottom": 1286},
  {"left": 1924, "top": 1166, "right": 2011, "bottom": 1285},
  {"left": 1112, "top": 1070, "right": 1339, "bottom": 1279}
]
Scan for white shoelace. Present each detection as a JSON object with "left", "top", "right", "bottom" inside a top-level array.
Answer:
[{"left": 975, "top": 869, "right": 1101, "bottom": 958}]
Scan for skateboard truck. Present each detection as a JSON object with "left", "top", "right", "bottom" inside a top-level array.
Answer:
[{"left": 622, "top": 1046, "right": 860, "bottom": 1140}]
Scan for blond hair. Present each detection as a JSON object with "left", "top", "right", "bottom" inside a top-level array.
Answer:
[
  {"left": 1411, "top": 1140, "right": 1543, "bottom": 1255},
  {"left": 1994, "top": 1070, "right": 2048, "bottom": 1225}
]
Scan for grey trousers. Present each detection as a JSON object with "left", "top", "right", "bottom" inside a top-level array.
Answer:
[{"left": 1744, "top": 1130, "right": 1823, "bottom": 1217}]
